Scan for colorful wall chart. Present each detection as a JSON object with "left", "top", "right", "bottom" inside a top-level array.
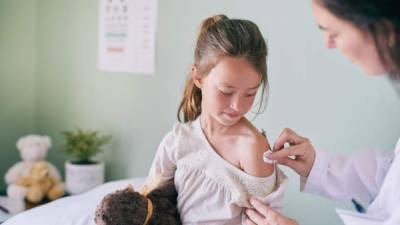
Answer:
[{"left": 98, "top": 0, "right": 157, "bottom": 74}]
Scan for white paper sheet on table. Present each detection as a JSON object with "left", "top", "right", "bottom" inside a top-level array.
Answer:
[
  {"left": 336, "top": 209, "right": 383, "bottom": 225},
  {"left": 0, "top": 196, "right": 13, "bottom": 223},
  {"left": 3, "top": 178, "right": 145, "bottom": 225},
  {"left": 98, "top": 0, "right": 157, "bottom": 74}
]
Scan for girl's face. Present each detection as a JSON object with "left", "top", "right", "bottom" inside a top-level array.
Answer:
[
  {"left": 311, "top": 1, "right": 387, "bottom": 75},
  {"left": 194, "top": 57, "right": 262, "bottom": 126}
]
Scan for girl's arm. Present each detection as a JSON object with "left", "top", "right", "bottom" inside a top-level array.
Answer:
[
  {"left": 147, "top": 125, "right": 180, "bottom": 184},
  {"left": 240, "top": 132, "right": 274, "bottom": 177}
]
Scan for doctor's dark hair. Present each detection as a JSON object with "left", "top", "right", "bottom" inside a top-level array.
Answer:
[
  {"left": 314, "top": 0, "right": 400, "bottom": 78},
  {"left": 177, "top": 15, "right": 269, "bottom": 123}
]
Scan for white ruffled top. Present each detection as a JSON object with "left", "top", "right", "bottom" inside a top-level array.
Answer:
[{"left": 147, "top": 118, "right": 288, "bottom": 225}]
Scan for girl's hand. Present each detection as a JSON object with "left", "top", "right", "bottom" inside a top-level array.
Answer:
[
  {"left": 268, "top": 128, "right": 316, "bottom": 177},
  {"left": 244, "top": 197, "right": 299, "bottom": 225}
]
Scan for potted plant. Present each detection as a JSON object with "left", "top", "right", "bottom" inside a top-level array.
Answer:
[{"left": 60, "top": 129, "right": 111, "bottom": 195}]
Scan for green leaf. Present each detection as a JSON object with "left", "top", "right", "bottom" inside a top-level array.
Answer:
[{"left": 60, "top": 129, "right": 112, "bottom": 164}]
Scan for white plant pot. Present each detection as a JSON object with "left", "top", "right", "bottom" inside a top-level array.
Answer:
[{"left": 65, "top": 161, "right": 105, "bottom": 195}]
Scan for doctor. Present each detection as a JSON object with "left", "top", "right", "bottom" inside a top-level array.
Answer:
[{"left": 245, "top": 0, "right": 400, "bottom": 225}]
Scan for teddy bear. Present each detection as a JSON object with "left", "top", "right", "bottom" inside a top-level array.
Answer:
[
  {"left": 4, "top": 134, "right": 65, "bottom": 202},
  {"left": 16, "top": 161, "right": 65, "bottom": 203},
  {"left": 95, "top": 177, "right": 181, "bottom": 225}
]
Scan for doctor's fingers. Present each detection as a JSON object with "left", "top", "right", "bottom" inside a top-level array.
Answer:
[
  {"left": 268, "top": 144, "right": 308, "bottom": 160},
  {"left": 244, "top": 216, "right": 257, "bottom": 225},
  {"left": 249, "top": 197, "right": 270, "bottom": 216},
  {"left": 245, "top": 205, "right": 285, "bottom": 225},
  {"left": 277, "top": 156, "right": 311, "bottom": 177},
  {"left": 245, "top": 209, "right": 266, "bottom": 225},
  {"left": 269, "top": 143, "right": 315, "bottom": 177},
  {"left": 273, "top": 128, "right": 309, "bottom": 151}
]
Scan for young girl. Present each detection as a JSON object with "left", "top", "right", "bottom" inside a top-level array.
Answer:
[{"left": 147, "top": 15, "right": 287, "bottom": 225}]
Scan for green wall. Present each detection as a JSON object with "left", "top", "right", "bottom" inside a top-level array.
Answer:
[
  {"left": 0, "top": 0, "right": 36, "bottom": 191},
  {"left": 1, "top": 1, "right": 400, "bottom": 225},
  {"left": 33, "top": 0, "right": 236, "bottom": 183}
]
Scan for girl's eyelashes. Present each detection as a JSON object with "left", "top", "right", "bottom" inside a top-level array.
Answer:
[
  {"left": 246, "top": 92, "right": 257, "bottom": 97},
  {"left": 219, "top": 90, "right": 233, "bottom": 96},
  {"left": 218, "top": 89, "right": 257, "bottom": 97},
  {"left": 219, "top": 89, "right": 257, "bottom": 97}
]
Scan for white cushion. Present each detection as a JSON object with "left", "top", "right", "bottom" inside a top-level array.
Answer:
[{"left": 3, "top": 177, "right": 145, "bottom": 225}]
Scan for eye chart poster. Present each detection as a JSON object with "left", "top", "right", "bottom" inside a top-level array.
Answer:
[{"left": 98, "top": 0, "right": 157, "bottom": 74}]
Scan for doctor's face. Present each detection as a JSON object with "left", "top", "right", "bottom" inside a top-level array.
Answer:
[{"left": 311, "top": 1, "right": 387, "bottom": 75}]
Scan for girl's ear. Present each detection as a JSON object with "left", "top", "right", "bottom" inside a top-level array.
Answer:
[{"left": 191, "top": 65, "right": 203, "bottom": 88}]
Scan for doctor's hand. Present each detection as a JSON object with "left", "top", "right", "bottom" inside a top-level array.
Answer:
[
  {"left": 268, "top": 128, "right": 316, "bottom": 177},
  {"left": 244, "top": 197, "right": 298, "bottom": 225}
]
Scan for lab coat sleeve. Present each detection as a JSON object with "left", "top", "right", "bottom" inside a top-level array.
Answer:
[
  {"left": 301, "top": 149, "right": 393, "bottom": 203},
  {"left": 383, "top": 203, "right": 400, "bottom": 225}
]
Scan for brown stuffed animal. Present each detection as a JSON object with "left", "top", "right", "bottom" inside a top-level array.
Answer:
[
  {"left": 16, "top": 161, "right": 65, "bottom": 203},
  {"left": 95, "top": 179, "right": 181, "bottom": 225}
]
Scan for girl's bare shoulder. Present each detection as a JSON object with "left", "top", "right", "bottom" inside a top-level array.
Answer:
[{"left": 236, "top": 119, "right": 274, "bottom": 177}]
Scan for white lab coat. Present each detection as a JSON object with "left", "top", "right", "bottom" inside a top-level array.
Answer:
[{"left": 302, "top": 138, "right": 400, "bottom": 225}]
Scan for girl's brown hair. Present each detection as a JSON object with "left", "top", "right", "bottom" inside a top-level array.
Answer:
[{"left": 177, "top": 15, "right": 269, "bottom": 122}]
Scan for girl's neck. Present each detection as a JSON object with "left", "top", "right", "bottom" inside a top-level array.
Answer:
[{"left": 199, "top": 113, "right": 235, "bottom": 138}]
